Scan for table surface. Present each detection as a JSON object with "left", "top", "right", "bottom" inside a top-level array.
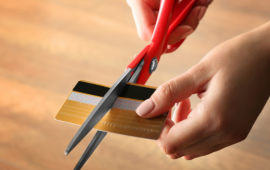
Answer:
[{"left": 0, "top": 0, "right": 270, "bottom": 170}]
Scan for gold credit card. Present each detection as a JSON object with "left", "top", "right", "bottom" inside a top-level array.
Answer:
[{"left": 55, "top": 80, "right": 168, "bottom": 140}]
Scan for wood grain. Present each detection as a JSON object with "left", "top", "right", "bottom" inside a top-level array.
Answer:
[{"left": 0, "top": 0, "right": 270, "bottom": 170}]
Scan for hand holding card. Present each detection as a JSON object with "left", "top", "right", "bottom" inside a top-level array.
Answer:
[{"left": 55, "top": 81, "right": 168, "bottom": 140}]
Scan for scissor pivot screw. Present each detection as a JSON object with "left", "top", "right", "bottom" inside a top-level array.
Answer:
[{"left": 149, "top": 57, "right": 158, "bottom": 73}]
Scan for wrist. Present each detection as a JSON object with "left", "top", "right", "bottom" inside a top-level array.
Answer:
[
  {"left": 260, "top": 22, "right": 270, "bottom": 83},
  {"left": 243, "top": 22, "right": 270, "bottom": 95},
  {"left": 251, "top": 22, "right": 270, "bottom": 63},
  {"left": 260, "top": 22, "right": 270, "bottom": 59},
  {"left": 260, "top": 22, "right": 270, "bottom": 95}
]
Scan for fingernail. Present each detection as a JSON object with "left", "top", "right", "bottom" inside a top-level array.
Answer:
[
  {"left": 198, "top": 7, "right": 207, "bottom": 21},
  {"left": 207, "top": 0, "right": 213, "bottom": 5},
  {"left": 136, "top": 99, "right": 155, "bottom": 117},
  {"left": 181, "top": 29, "right": 193, "bottom": 39}
]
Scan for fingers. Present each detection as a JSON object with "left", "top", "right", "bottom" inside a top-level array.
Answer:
[
  {"left": 127, "top": 0, "right": 160, "bottom": 41},
  {"left": 156, "top": 106, "right": 210, "bottom": 156},
  {"left": 135, "top": 62, "right": 214, "bottom": 159},
  {"left": 136, "top": 61, "right": 211, "bottom": 118},
  {"left": 165, "top": 117, "right": 175, "bottom": 128},
  {"left": 172, "top": 98, "right": 192, "bottom": 123},
  {"left": 167, "top": 6, "right": 205, "bottom": 44},
  {"left": 136, "top": 73, "right": 196, "bottom": 118},
  {"left": 157, "top": 101, "right": 231, "bottom": 159},
  {"left": 128, "top": 0, "right": 213, "bottom": 43},
  {"left": 183, "top": 0, "right": 213, "bottom": 29},
  {"left": 168, "top": 0, "right": 211, "bottom": 44},
  {"left": 182, "top": 6, "right": 206, "bottom": 30},
  {"left": 167, "top": 108, "right": 172, "bottom": 119},
  {"left": 182, "top": 142, "right": 232, "bottom": 160},
  {"left": 168, "top": 25, "right": 194, "bottom": 44},
  {"left": 167, "top": 134, "right": 221, "bottom": 159}
]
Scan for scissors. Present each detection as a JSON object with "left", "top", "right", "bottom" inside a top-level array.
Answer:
[{"left": 65, "top": 0, "right": 196, "bottom": 169}]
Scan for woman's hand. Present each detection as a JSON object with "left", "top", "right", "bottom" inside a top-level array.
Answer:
[
  {"left": 127, "top": 0, "right": 212, "bottom": 44},
  {"left": 136, "top": 22, "right": 270, "bottom": 160}
]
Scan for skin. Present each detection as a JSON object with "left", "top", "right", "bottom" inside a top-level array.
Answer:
[
  {"left": 127, "top": 0, "right": 212, "bottom": 44},
  {"left": 127, "top": 0, "right": 270, "bottom": 160}
]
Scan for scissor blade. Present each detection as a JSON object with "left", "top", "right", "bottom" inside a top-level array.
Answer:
[
  {"left": 73, "top": 131, "right": 107, "bottom": 170},
  {"left": 65, "top": 68, "right": 133, "bottom": 155}
]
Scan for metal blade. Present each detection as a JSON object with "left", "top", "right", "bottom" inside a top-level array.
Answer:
[
  {"left": 65, "top": 68, "right": 133, "bottom": 155},
  {"left": 71, "top": 59, "right": 146, "bottom": 169},
  {"left": 129, "top": 59, "right": 144, "bottom": 83},
  {"left": 73, "top": 131, "right": 107, "bottom": 170}
]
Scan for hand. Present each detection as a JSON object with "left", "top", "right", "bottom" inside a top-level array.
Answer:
[
  {"left": 135, "top": 22, "right": 270, "bottom": 160},
  {"left": 127, "top": 0, "right": 212, "bottom": 44}
]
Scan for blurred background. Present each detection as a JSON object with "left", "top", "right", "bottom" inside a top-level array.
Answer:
[{"left": 0, "top": 0, "right": 270, "bottom": 170}]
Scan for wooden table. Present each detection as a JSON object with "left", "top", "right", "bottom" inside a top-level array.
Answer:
[{"left": 0, "top": 0, "right": 269, "bottom": 169}]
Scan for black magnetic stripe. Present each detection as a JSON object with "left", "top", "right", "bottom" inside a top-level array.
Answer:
[
  {"left": 73, "top": 81, "right": 109, "bottom": 97},
  {"left": 119, "top": 83, "right": 155, "bottom": 101},
  {"left": 73, "top": 81, "right": 155, "bottom": 101}
]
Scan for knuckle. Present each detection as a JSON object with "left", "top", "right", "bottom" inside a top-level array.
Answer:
[
  {"left": 138, "top": 25, "right": 153, "bottom": 42},
  {"left": 168, "top": 152, "right": 182, "bottom": 159},
  {"left": 165, "top": 144, "right": 178, "bottom": 155},
  {"left": 173, "top": 152, "right": 183, "bottom": 159},
  {"left": 156, "top": 140, "right": 178, "bottom": 155},
  {"left": 184, "top": 155, "right": 194, "bottom": 160},
  {"left": 186, "top": 63, "right": 209, "bottom": 89},
  {"left": 165, "top": 144, "right": 177, "bottom": 155},
  {"left": 212, "top": 118, "right": 227, "bottom": 132},
  {"left": 194, "top": 64, "right": 207, "bottom": 75},
  {"left": 192, "top": 102, "right": 205, "bottom": 117},
  {"left": 167, "top": 154, "right": 177, "bottom": 159},
  {"left": 138, "top": 30, "right": 152, "bottom": 41},
  {"left": 206, "top": 111, "right": 229, "bottom": 133},
  {"left": 155, "top": 80, "right": 176, "bottom": 101},
  {"left": 138, "top": 34, "right": 149, "bottom": 42}
]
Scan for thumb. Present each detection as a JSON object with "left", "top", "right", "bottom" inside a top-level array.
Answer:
[{"left": 136, "top": 67, "right": 205, "bottom": 118}]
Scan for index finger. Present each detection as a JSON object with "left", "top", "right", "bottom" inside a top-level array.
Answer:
[{"left": 127, "top": 0, "right": 160, "bottom": 41}]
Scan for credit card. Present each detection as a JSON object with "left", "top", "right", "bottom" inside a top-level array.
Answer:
[{"left": 55, "top": 81, "right": 168, "bottom": 140}]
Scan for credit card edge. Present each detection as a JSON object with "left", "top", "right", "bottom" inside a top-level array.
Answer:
[{"left": 96, "top": 129, "right": 157, "bottom": 140}]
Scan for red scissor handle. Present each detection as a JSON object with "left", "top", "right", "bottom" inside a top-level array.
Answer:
[
  {"left": 164, "top": 0, "right": 196, "bottom": 53},
  {"left": 127, "top": 0, "right": 196, "bottom": 85}
]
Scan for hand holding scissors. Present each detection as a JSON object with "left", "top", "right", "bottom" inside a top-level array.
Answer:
[
  {"left": 65, "top": 0, "right": 198, "bottom": 169},
  {"left": 127, "top": 0, "right": 211, "bottom": 44}
]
